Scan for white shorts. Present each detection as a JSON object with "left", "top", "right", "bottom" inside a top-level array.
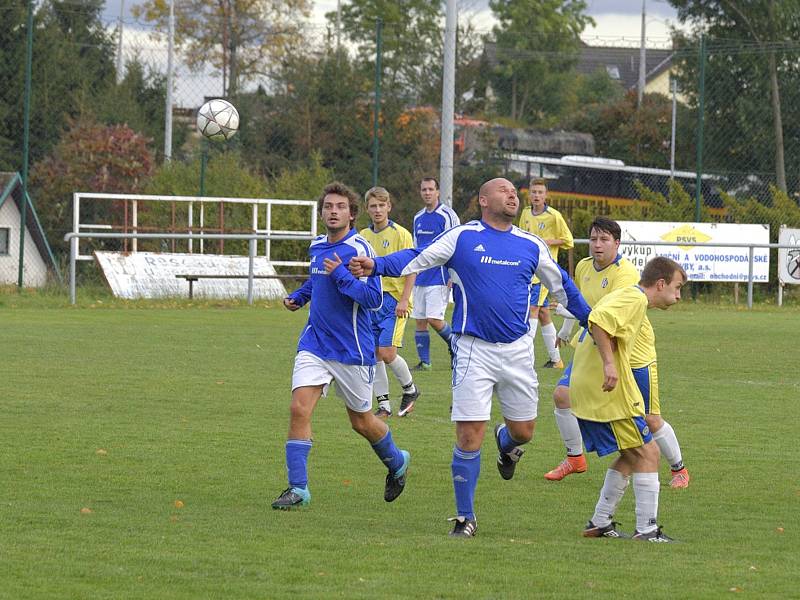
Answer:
[
  {"left": 410, "top": 285, "right": 449, "bottom": 320},
  {"left": 291, "top": 351, "right": 374, "bottom": 413},
  {"left": 450, "top": 334, "right": 539, "bottom": 422}
]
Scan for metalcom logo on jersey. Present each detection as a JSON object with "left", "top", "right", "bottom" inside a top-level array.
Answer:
[{"left": 479, "top": 256, "right": 522, "bottom": 266}]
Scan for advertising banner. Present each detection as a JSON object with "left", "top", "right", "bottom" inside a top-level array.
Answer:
[{"left": 617, "top": 221, "right": 770, "bottom": 282}]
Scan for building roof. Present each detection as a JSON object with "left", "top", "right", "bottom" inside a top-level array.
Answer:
[
  {"left": 0, "top": 172, "right": 60, "bottom": 277},
  {"left": 576, "top": 43, "right": 673, "bottom": 90},
  {"left": 482, "top": 42, "right": 673, "bottom": 91}
]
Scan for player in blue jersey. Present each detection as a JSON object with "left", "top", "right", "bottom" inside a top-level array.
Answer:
[
  {"left": 349, "top": 178, "right": 590, "bottom": 537},
  {"left": 271, "top": 182, "right": 411, "bottom": 510},
  {"left": 411, "top": 177, "right": 460, "bottom": 370}
]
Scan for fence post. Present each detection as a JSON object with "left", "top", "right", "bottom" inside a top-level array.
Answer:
[
  {"left": 747, "top": 245, "right": 754, "bottom": 309},
  {"left": 18, "top": 0, "right": 34, "bottom": 290},
  {"left": 694, "top": 34, "right": 706, "bottom": 223},
  {"left": 372, "top": 18, "right": 383, "bottom": 187}
]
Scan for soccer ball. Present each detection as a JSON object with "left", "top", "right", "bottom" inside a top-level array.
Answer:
[{"left": 196, "top": 99, "right": 239, "bottom": 141}]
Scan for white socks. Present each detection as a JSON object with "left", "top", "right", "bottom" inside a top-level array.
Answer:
[
  {"left": 554, "top": 408, "right": 583, "bottom": 456},
  {"left": 528, "top": 317, "right": 539, "bottom": 338},
  {"left": 633, "top": 472, "right": 660, "bottom": 534},
  {"left": 652, "top": 421, "right": 684, "bottom": 470},
  {"left": 591, "top": 469, "right": 630, "bottom": 527},
  {"left": 541, "top": 322, "right": 561, "bottom": 362},
  {"left": 386, "top": 355, "right": 414, "bottom": 390},
  {"left": 373, "top": 361, "right": 389, "bottom": 398}
]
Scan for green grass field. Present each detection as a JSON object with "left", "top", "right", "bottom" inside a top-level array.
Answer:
[{"left": 2, "top": 293, "right": 798, "bottom": 599}]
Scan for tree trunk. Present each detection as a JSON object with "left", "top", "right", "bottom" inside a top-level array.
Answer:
[
  {"left": 511, "top": 72, "right": 517, "bottom": 120},
  {"left": 767, "top": 47, "right": 786, "bottom": 192},
  {"left": 228, "top": 1, "right": 238, "bottom": 95}
]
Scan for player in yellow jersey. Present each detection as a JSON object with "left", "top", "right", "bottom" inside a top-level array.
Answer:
[
  {"left": 518, "top": 178, "right": 573, "bottom": 368},
  {"left": 360, "top": 187, "right": 421, "bottom": 418},
  {"left": 576, "top": 257, "right": 686, "bottom": 542},
  {"left": 545, "top": 218, "right": 691, "bottom": 489}
]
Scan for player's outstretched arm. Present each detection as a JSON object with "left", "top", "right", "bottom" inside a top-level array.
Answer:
[
  {"left": 348, "top": 256, "right": 375, "bottom": 277},
  {"left": 536, "top": 255, "right": 590, "bottom": 327},
  {"left": 327, "top": 253, "right": 383, "bottom": 310}
]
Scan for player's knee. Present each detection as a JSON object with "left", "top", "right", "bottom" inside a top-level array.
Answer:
[
  {"left": 507, "top": 420, "right": 535, "bottom": 444},
  {"left": 553, "top": 385, "right": 570, "bottom": 409},
  {"left": 289, "top": 399, "right": 313, "bottom": 422},
  {"left": 645, "top": 414, "right": 664, "bottom": 431},
  {"left": 376, "top": 346, "right": 396, "bottom": 363}
]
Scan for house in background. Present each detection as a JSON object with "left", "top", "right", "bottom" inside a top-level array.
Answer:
[
  {"left": 0, "top": 172, "right": 59, "bottom": 287},
  {"left": 575, "top": 43, "right": 674, "bottom": 97}
]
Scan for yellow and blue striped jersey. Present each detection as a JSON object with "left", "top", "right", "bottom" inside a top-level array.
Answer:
[
  {"left": 570, "top": 286, "right": 648, "bottom": 422},
  {"left": 518, "top": 205, "right": 573, "bottom": 284},
  {"left": 360, "top": 220, "right": 414, "bottom": 304}
]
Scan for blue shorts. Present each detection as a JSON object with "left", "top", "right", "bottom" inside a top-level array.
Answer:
[
  {"left": 529, "top": 283, "right": 550, "bottom": 308},
  {"left": 577, "top": 416, "right": 653, "bottom": 457},
  {"left": 557, "top": 361, "right": 573, "bottom": 387},
  {"left": 372, "top": 294, "right": 407, "bottom": 348},
  {"left": 632, "top": 363, "right": 660, "bottom": 414}
]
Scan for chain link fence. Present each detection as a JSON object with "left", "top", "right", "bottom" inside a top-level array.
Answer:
[{"left": 1, "top": 2, "right": 799, "bottom": 296}]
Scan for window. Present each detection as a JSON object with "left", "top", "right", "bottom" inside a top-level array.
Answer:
[{"left": 0, "top": 227, "right": 9, "bottom": 255}]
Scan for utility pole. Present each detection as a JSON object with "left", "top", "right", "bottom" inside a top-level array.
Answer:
[
  {"left": 116, "top": 0, "right": 125, "bottom": 83},
  {"left": 439, "top": 0, "right": 457, "bottom": 207},
  {"left": 164, "top": 0, "right": 175, "bottom": 161},
  {"left": 637, "top": 0, "right": 646, "bottom": 108}
]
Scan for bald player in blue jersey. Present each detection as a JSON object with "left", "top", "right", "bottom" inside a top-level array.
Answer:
[
  {"left": 271, "top": 182, "right": 410, "bottom": 511},
  {"left": 349, "top": 178, "right": 590, "bottom": 537}
]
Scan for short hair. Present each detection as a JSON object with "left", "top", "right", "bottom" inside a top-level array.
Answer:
[
  {"left": 589, "top": 216, "right": 622, "bottom": 241},
  {"left": 421, "top": 176, "right": 439, "bottom": 190},
  {"left": 529, "top": 177, "right": 547, "bottom": 189},
  {"left": 640, "top": 256, "right": 687, "bottom": 287},
  {"left": 317, "top": 181, "right": 359, "bottom": 222},
  {"left": 364, "top": 186, "right": 391, "bottom": 204}
]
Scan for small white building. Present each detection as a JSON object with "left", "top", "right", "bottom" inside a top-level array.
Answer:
[{"left": 0, "top": 172, "right": 59, "bottom": 287}]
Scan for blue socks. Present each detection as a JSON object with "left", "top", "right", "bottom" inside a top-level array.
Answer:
[
  {"left": 415, "top": 330, "right": 431, "bottom": 364},
  {"left": 452, "top": 446, "right": 481, "bottom": 520},
  {"left": 286, "top": 439, "right": 313, "bottom": 489},
  {"left": 436, "top": 322, "right": 453, "bottom": 344},
  {"left": 497, "top": 424, "right": 520, "bottom": 454},
  {"left": 416, "top": 324, "right": 452, "bottom": 365},
  {"left": 371, "top": 430, "right": 405, "bottom": 474}
]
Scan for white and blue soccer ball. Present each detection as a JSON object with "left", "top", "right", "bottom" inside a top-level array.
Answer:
[{"left": 196, "top": 99, "right": 239, "bottom": 141}]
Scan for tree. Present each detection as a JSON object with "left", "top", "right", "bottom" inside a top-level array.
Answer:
[
  {"left": 0, "top": 0, "right": 117, "bottom": 170},
  {"left": 132, "top": 0, "right": 311, "bottom": 96},
  {"left": 568, "top": 90, "right": 695, "bottom": 169},
  {"left": 487, "top": 0, "right": 594, "bottom": 125},
  {"left": 670, "top": 0, "right": 800, "bottom": 193},
  {"left": 29, "top": 120, "right": 155, "bottom": 253},
  {"left": 92, "top": 60, "right": 188, "bottom": 162},
  {"left": 333, "top": 0, "right": 442, "bottom": 104}
]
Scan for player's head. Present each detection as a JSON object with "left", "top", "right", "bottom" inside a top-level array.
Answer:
[
  {"left": 318, "top": 181, "right": 359, "bottom": 233},
  {"left": 640, "top": 256, "right": 687, "bottom": 309},
  {"left": 364, "top": 186, "right": 392, "bottom": 227},
  {"left": 589, "top": 216, "right": 622, "bottom": 269},
  {"left": 528, "top": 177, "right": 548, "bottom": 213},
  {"left": 420, "top": 177, "right": 439, "bottom": 207},
  {"left": 478, "top": 177, "right": 519, "bottom": 224}
]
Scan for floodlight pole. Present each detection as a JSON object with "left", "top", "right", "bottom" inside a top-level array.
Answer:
[
  {"left": 637, "top": 0, "right": 646, "bottom": 108},
  {"left": 18, "top": 0, "right": 34, "bottom": 290},
  {"left": 439, "top": 0, "right": 457, "bottom": 207},
  {"left": 694, "top": 34, "right": 707, "bottom": 222},
  {"left": 371, "top": 18, "right": 383, "bottom": 187},
  {"left": 164, "top": 0, "right": 175, "bottom": 161}
]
